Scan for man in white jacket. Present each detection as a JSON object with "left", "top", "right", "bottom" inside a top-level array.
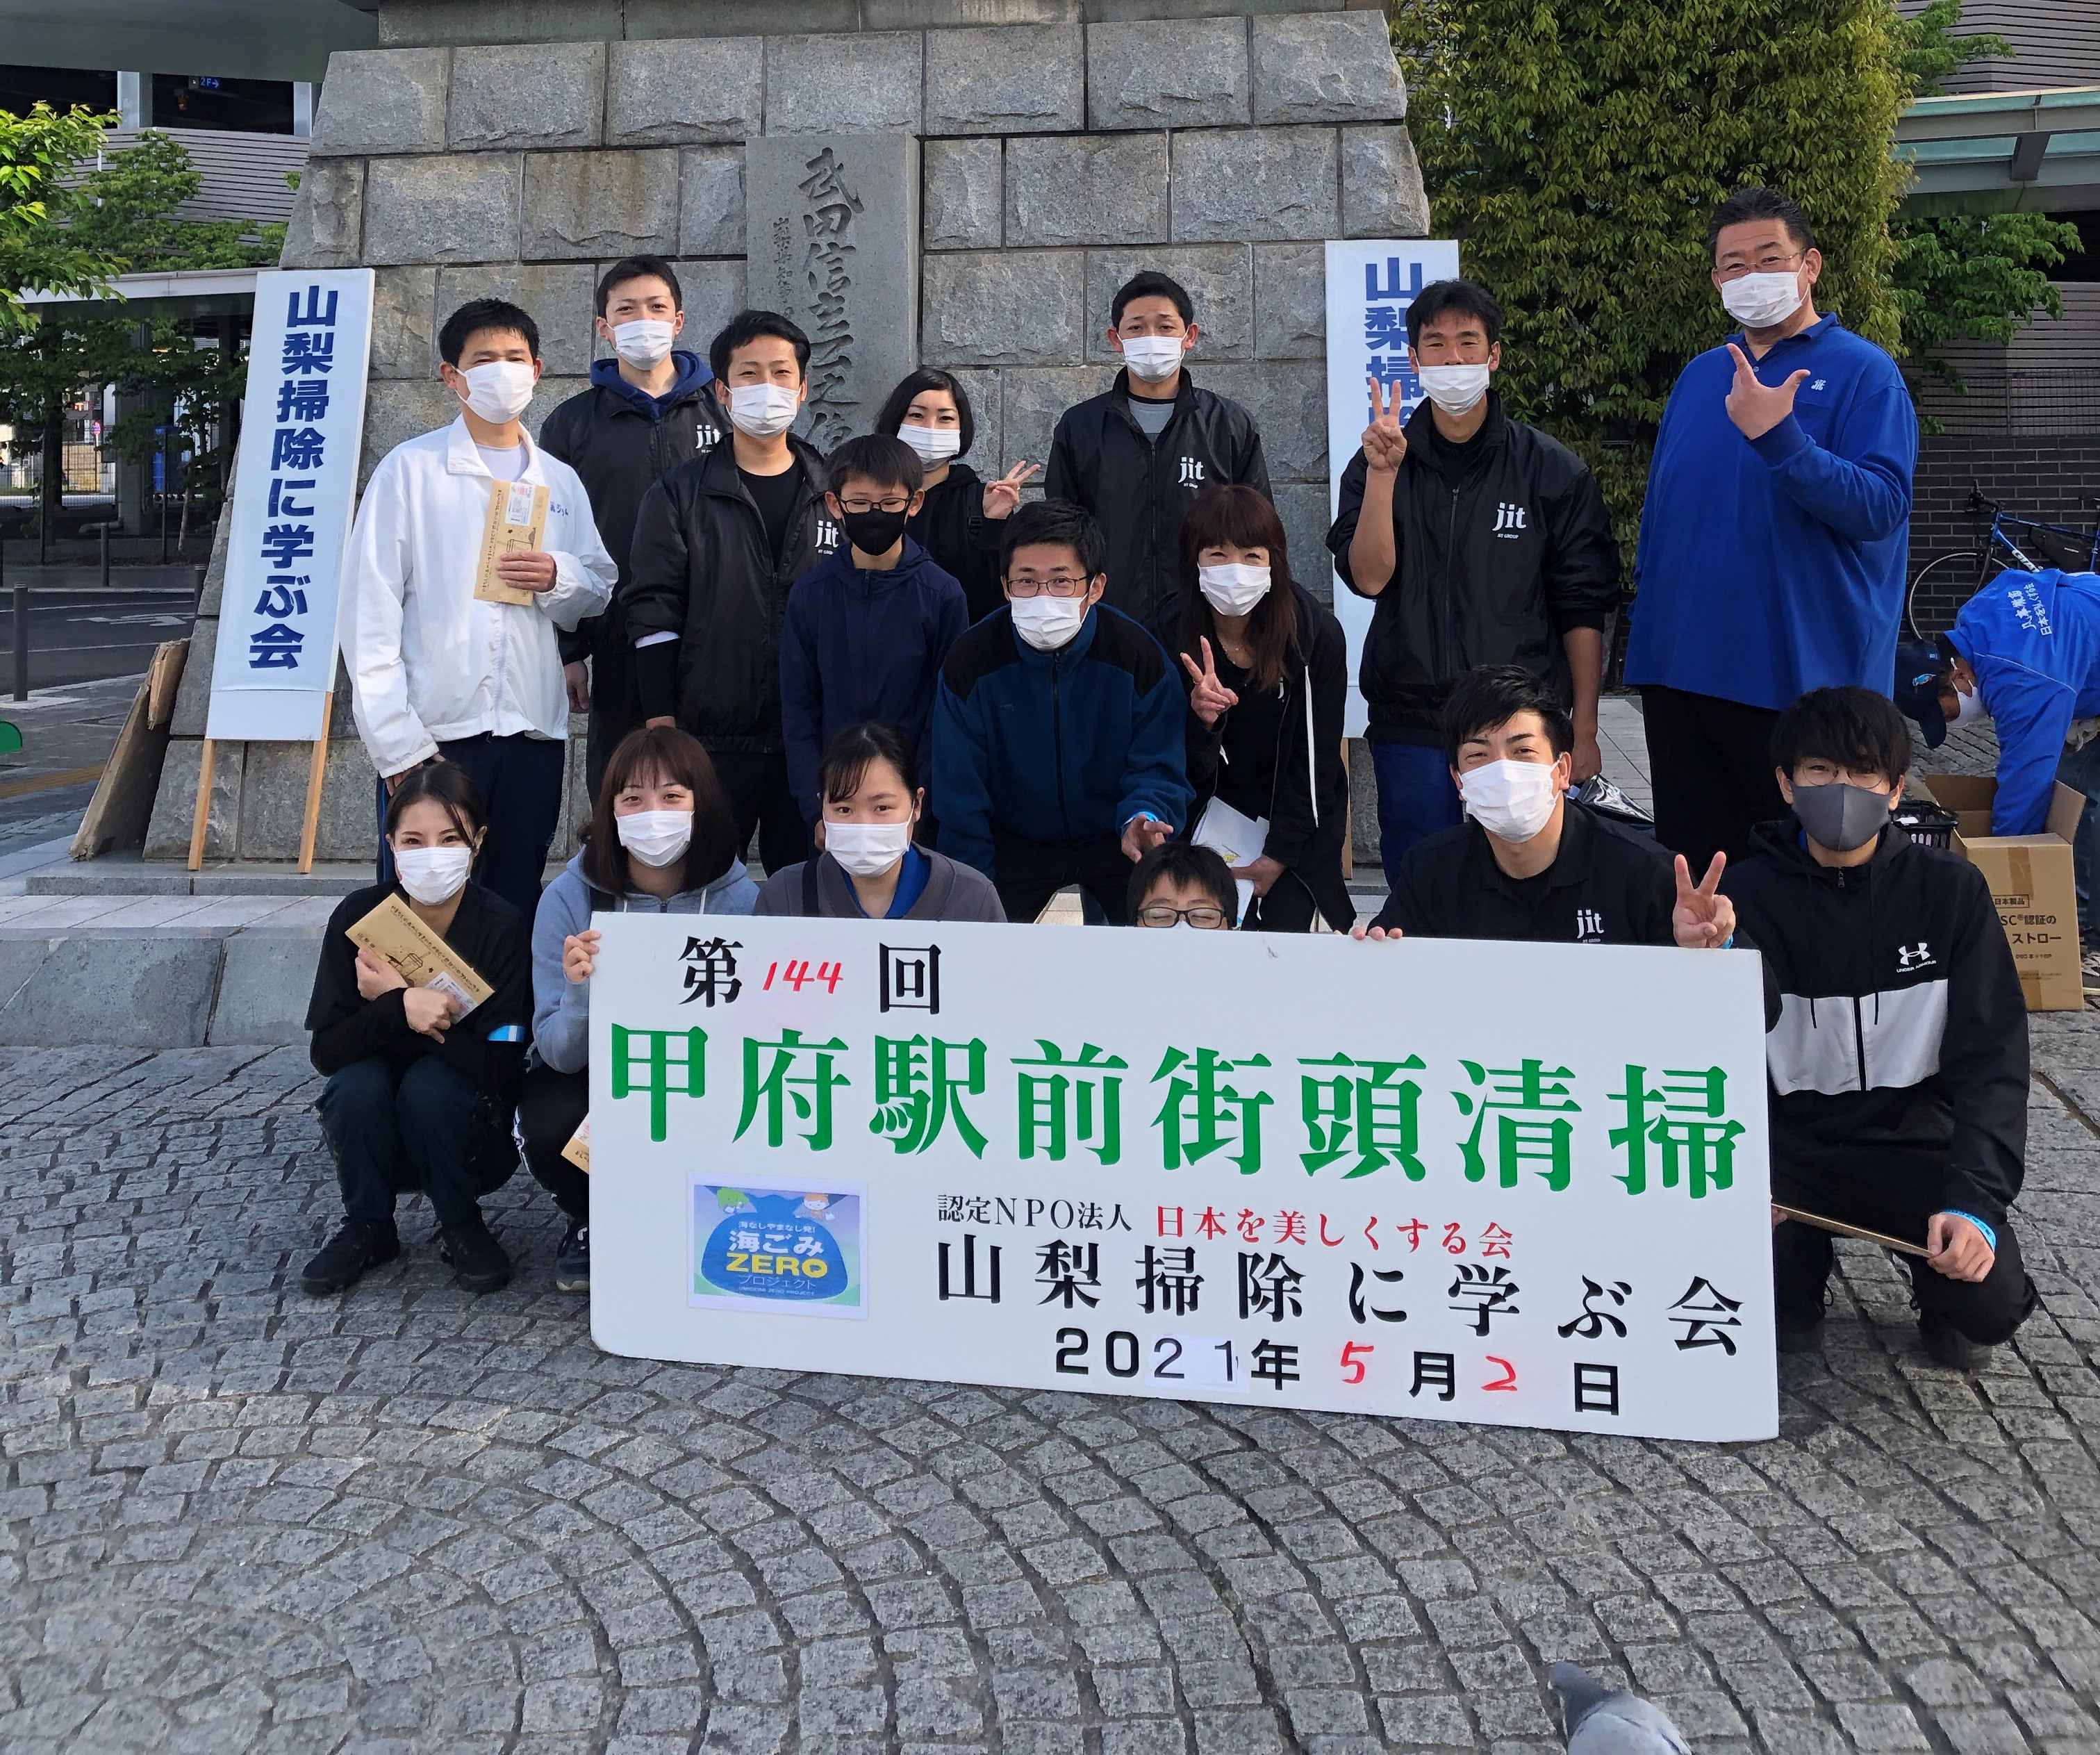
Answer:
[{"left": 342, "top": 298, "right": 615, "bottom": 918}]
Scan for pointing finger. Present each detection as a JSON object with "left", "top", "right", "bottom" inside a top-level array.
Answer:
[
  {"left": 1672, "top": 853, "right": 1695, "bottom": 903},
  {"left": 1725, "top": 342, "right": 1751, "bottom": 378}
]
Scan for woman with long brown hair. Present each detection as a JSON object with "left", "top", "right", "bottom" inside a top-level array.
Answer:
[{"left": 1175, "top": 484, "right": 1354, "bottom": 932}]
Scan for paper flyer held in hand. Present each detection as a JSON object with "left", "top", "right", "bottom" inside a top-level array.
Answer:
[
  {"left": 473, "top": 479, "right": 549, "bottom": 606},
  {"left": 346, "top": 893, "right": 494, "bottom": 1018}
]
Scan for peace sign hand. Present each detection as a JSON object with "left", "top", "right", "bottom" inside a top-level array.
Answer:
[
  {"left": 1723, "top": 342, "right": 1811, "bottom": 441},
  {"left": 1180, "top": 636, "right": 1240, "bottom": 727},
  {"left": 1362, "top": 375, "right": 1406, "bottom": 475},
  {"left": 984, "top": 461, "right": 1039, "bottom": 520},
  {"left": 1671, "top": 852, "right": 1736, "bottom": 950}
]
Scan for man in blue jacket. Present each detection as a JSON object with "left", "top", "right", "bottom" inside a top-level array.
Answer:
[
  {"left": 1625, "top": 187, "right": 1917, "bottom": 873},
  {"left": 932, "top": 499, "right": 1193, "bottom": 924}
]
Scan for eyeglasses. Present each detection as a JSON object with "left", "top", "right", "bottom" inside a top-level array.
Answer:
[
  {"left": 1135, "top": 903, "right": 1228, "bottom": 929},
  {"left": 1005, "top": 575, "right": 1092, "bottom": 598},
  {"left": 1715, "top": 251, "right": 1805, "bottom": 281},
  {"left": 838, "top": 496, "right": 913, "bottom": 515}
]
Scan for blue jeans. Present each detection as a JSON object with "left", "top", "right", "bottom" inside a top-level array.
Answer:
[
  {"left": 1369, "top": 739, "right": 1463, "bottom": 890},
  {"left": 2058, "top": 736, "right": 2100, "bottom": 946}
]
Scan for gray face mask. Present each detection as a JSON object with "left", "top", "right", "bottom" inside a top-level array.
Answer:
[{"left": 1792, "top": 781, "right": 1890, "bottom": 852}]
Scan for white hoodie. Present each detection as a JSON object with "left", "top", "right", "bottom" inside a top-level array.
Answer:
[{"left": 340, "top": 416, "right": 615, "bottom": 777}]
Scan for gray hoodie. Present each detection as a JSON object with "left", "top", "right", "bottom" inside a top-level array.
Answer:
[{"left": 531, "top": 848, "right": 758, "bottom": 1074}]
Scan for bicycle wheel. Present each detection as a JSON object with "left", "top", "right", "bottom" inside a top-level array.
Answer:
[{"left": 1906, "top": 550, "right": 1984, "bottom": 641}]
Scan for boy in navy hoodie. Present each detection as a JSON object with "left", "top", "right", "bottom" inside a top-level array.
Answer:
[{"left": 779, "top": 434, "right": 969, "bottom": 828}]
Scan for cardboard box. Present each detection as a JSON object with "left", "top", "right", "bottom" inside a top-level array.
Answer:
[{"left": 1921, "top": 773, "right": 2085, "bottom": 1011}]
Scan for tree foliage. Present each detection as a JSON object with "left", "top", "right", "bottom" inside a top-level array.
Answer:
[{"left": 0, "top": 103, "right": 126, "bottom": 331}]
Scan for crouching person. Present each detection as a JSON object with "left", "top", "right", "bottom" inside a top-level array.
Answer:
[
  {"left": 304, "top": 764, "right": 531, "bottom": 1296},
  {"left": 1723, "top": 686, "right": 2036, "bottom": 1368},
  {"left": 523, "top": 725, "right": 757, "bottom": 1292}
]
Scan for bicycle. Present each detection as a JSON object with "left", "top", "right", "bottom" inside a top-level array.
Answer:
[{"left": 1905, "top": 484, "right": 2100, "bottom": 640}]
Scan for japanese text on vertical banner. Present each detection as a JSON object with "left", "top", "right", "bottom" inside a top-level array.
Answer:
[{"left": 588, "top": 917, "right": 1778, "bottom": 1443}]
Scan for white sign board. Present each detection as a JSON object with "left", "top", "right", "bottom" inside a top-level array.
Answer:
[
  {"left": 589, "top": 917, "right": 1778, "bottom": 1444},
  {"left": 206, "top": 268, "right": 374, "bottom": 742},
  {"left": 1324, "top": 240, "right": 1462, "bottom": 736}
]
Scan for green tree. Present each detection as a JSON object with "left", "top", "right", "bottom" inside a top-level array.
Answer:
[{"left": 0, "top": 102, "right": 125, "bottom": 330}]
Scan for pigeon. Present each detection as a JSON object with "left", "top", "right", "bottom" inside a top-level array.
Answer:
[{"left": 1548, "top": 1662, "right": 1694, "bottom": 1754}]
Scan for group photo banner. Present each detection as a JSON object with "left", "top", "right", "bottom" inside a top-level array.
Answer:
[
  {"left": 589, "top": 918, "right": 1778, "bottom": 1444},
  {"left": 206, "top": 267, "right": 374, "bottom": 743}
]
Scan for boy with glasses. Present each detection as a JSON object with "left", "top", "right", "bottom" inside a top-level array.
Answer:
[
  {"left": 1129, "top": 842, "right": 1238, "bottom": 930},
  {"left": 932, "top": 500, "right": 1193, "bottom": 923}
]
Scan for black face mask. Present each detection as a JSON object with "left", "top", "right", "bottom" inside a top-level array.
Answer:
[
  {"left": 841, "top": 506, "right": 910, "bottom": 557},
  {"left": 1792, "top": 780, "right": 1891, "bottom": 852}
]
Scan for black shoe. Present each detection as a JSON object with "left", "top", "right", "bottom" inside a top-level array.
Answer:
[
  {"left": 1777, "top": 1310, "right": 1826, "bottom": 1355},
  {"left": 1920, "top": 1312, "right": 1990, "bottom": 1371},
  {"left": 301, "top": 1217, "right": 400, "bottom": 1296},
  {"left": 554, "top": 1219, "right": 590, "bottom": 1294},
  {"left": 438, "top": 1210, "right": 513, "bottom": 1295}
]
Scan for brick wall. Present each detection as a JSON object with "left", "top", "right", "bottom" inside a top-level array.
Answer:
[{"left": 1905, "top": 436, "right": 2100, "bottom": 634}]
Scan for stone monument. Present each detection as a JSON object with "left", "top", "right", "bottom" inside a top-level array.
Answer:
[{"left": 145, "top": 0, "right": 1428, "bottom": 868}]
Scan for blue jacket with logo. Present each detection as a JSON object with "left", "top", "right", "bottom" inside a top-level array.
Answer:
[
  {"left": 1949, "top": 568, "right": 2100, "bottom": 836},
  {"left": 1625, "top": 316, "right": 1917, "bottom": 711},
  {"left": 931, "top": 604, "right": 1193, "bottom": 875}
]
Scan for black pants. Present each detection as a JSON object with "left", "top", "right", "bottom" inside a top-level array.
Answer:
[
  {"left": 317, "top": 1055, "right": 516, "bottom": 1228},
  {"left": 520, "top": 1062, "right": 590, "bottom": 1220},
  {"left": 711, "top": 747, "right": 809, "bottom": 875},
  {"left": 1639, "top": 684, "right": 1787, "bottom": 873},
  {"left": 1242, "top": 868, "right": 1319, "bottom": 933},
  {"left": 993, "top": 831, "right": 1134, "bottom": 925},
  {"left": 375, "top": 732, "right": 566, "bottom": 923},
  {"left": 586, "top": 709, "right": 640, "bottom": 805}
]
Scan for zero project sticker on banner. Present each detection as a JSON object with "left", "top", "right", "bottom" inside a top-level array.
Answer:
[{"left": 588, "top": 917, "right": 1778, "bottom": 1444}]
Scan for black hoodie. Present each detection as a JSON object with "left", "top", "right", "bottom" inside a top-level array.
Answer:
[{"left": 1722, "top": 817, "right": 2029, "bottom": 1228}]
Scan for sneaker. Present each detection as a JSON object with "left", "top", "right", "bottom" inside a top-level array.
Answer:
[
  {"left": 438, "top": 1210, "right": 513, "bottom": 1295},
  {"left": 1777, "top": 1309, "right": 1826, "bottom": 1355},
  {"left": 554, "top": 1219, "right": 590, "bottom": 1294},
  {"left": 1919, "top": 1312, "right": 1991, "bottom": 1371},
  {"left": 301, "top": 1217, "right": 400, "bottom": 1296}
]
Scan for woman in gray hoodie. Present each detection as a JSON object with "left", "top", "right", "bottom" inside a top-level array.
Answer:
[{"left": 522, "top": 725, "right": 757, "bottom": 1291}]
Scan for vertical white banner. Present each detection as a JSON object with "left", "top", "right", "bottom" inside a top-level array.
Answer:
[
  {"left": 206, "top": 267, "right": 374, "bottom": 742},
  {"left": 1323, "top": 240, "right": 1462, "bottom": 736}
]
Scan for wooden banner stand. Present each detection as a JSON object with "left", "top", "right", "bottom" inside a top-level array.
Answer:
[{"left": 186, "top": 691, "right": 333, "bottom": 875}]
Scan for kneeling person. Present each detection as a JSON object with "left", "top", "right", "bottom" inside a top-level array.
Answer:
[{"left": 1723, "top": 686, "right": 2035, "bottom": 1368}]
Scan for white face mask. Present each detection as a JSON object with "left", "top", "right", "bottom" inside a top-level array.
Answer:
[
  {"left": 727, "top": 382, "right": 799, "bottom": 438},
  {"left": 1198, "top": 562, "right": 1272, "bottom": 618},
  {"left": 616, "top": 807, "right": 692, "bottom": 868},
  {"left": 1120, "top": 336, "right": 1184, "bottom": 384},
  {"left": 611, "top": 320, "right": 675, "bottom": 369},
  {"left": 1720, "top": 270, "right": 1805, "bottom": 330},
  {"left": 1952, "top": 684, "right": 1987, "bottom": 726},
  {"left": 1415, "top": 362, "right": 1491, "bottom": 415},
  {"left": 457, "top": 360, "right": 536, "bottom": 424},
  {"left": 899, "top": 423, "right": 961, "bottom": 465},
  {"left": 825, "top": 819, "right": 914, "bottom": 878},
  {"left": 1010, "top": 593, "right": 1089, "bottom": 652},
  {"left": 394, "top": 844, "right": 473, "bottom": 905},
  {"left": 1459, "top": 758, "right": 1562, "bottom": 843}
]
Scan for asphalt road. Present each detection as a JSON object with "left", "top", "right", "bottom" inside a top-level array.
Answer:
[{"left": 0, "top": 582, "right": 200, "bottom": 693}]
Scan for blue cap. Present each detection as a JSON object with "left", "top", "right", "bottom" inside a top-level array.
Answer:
[{"left": 1892, "top": 639, "right": 1949, "bottom": 748}]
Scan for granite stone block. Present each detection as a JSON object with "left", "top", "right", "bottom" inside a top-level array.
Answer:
[
  {"left": 678, "top": 147, "right": 747, "bottom": 258},
  {"left": 1252, "top": 242, "right": 1324, "bottom": 359},
  {"left": 363, "top": 154, "right": 521, "bottom": 266},
  {"left": 866, "top": 0, "right": 1077, "bottom": 24},
  {"left": 1086, "top": 19, "right": 1248, "bottom": 131},
  {"left": 1171, "top": 127, "right": 1337, "bottom": 243},
  {"left": 1271, "top": 481, "right": 1336, "bottom": 602},
  {"left": 210, "top": 932, "right": 326, "bottom": 1047},
  {"left": 1084, "top": 245, "right": 1250, "bottom": 363},
  {"left": 144, "top": 739, "right": 245, "bottom": 864},
  {"left": 368, "top": 267, "right": 438, "bottom": 381},
  {"left": 169, "top": 618, "right": 218, "bottom": 732},
  {"left": 192, "top": 511, "right": 237, "bottom": 620},
  {"left": 1202, "top": 363, "right": 1326, "bottom": 481},
  {"left": 307, "top": 48, "right": 449, "bottom": 157},
  {"left": 381, "top": 0, "right": 622, "bottom": 44},
  {"left": 763, "top": 33, "right": 923, "bottom": 136},
  {"left": 359, "top": 380, "right": 460, "bottom": 490},
  {"left": 1005, "top": 135, "right": 1165, "bottom": 249},
  {"left": 236, "top": 740, "right": 379, "bottom": 864},
  {"left": 1349, "top": 736, "right": 1378, "bottom": 866},
  {"left": 527, "top": 377, "right": 590, "bottom": 442},
  {"left": 925, "top": 139, "right": 1002, "bottom": 252},
  {"left": 926, "top": 26, "right": 1084, "bottom": 136},
  {"left": 608, "top": 37, "right": 763, "bottom": 145},
  {"left": 923, "top": 251, "right": 1085, "bottom": 368},
  {"left": 279, "top": 159, "right": 365, "bottom": 270},
  {"left": 1341, "top": 126, "right": 1430, "bottom": 238},
  {"left": 1000, "top": 366, "right": 1112, "bottom": 475},
  {"left": 1086, "top": 0, "right": 1346, "bottom": 15},
  {"left": 523, "top": 150, "right": 680, "bottom": 261},
  {"left": 436, "top": 265, "right": 597, "bottom": 375},
  {"left": 950, "top": 368, "right": 1005, "bottom": 475},
  {"left": 1250, "top": 13, "right": 1406, "bottom": 124},
  {"left": 0, "top": 936, "right": 222, "bottom": 1050},
  {"left": 449, "top": 42, "right": 606, "bottom": 151}
]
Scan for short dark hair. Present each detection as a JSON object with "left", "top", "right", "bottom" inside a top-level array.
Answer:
[
  {"left": 1000, "top": 498, "right": 1107, "bottom": 583},
  {"left": 826, "top": 434, "right": 923, "bottom": 500},
  {"left": 819, "top": 721, "right": 918, "bottom": 809},
  {"left": 1176, "top": 483, "right": 1300, "bottom": 695},
  {"left": 876, "top": 368, "right": 976, "bottom": 460},
  {"left": 1405, "top": 278, "right": 1503, "bottom": 349},
  {"left": 1708, "top": 187, "right": 1814, "bottom": 260},
  {"left": 1128, "top": 842, "right": 1239, "bottom": 927},
  {"left": 581, "top": 725, "right": 742, "bottom": 896},
  {"left": 710, "top": 309, "right": 811, "bottom": 381},
  {"left": 1770, "top": 686, "right": 1913, "bottom": 786},
  {"left": 438, "top": 299, "right": 539, "bottom": 367},
  {"left": 1111, "top": 270, "right": 1194, "bottom": 328},
  {"left": 596, "top": 256, "right": 683, "bottom": 317},
  {"left": 383, "top": 759, "right": 488, "bottom": 843},
  {"left": 1441, "top": 665, "right": 1573, "bottom": 765}
]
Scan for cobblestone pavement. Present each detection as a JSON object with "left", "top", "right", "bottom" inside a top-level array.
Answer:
[{"left": 3, "top": 1030, "right": 2099, "bottom": 1755}]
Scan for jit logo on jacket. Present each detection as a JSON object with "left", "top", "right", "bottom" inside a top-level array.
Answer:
[{"left": 1491, "top": 502, "right": 1528, "bottom": 538}]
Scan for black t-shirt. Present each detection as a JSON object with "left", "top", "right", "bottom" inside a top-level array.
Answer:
[
  {"left": 741, "top": 463, "right": 804, "bottom": 564},
  {"left": 1213, "top": 650, "right": 1287, "bottom": 823}
]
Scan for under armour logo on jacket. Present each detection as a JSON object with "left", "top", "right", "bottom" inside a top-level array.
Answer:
[
  {"left": 1178, "top": 457, "right": 1206, "bottom": 488},
  {"left": 1896, "top": 941, "right": 1935, "bottom": 971},
  {"left": 1492, "top": 502, "right": 1528, "bottom": 536},
  {"left": 1574, "top": 909, "right": 1604, "bottom": 942}
]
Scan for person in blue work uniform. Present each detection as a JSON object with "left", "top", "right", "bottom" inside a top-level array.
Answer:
[
  {"left": 1625, "top": 187, "right": 1918, "bottom": 873},
  {"left": 1894, "top": 567, "right": 2100, "bottom": 950}
]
